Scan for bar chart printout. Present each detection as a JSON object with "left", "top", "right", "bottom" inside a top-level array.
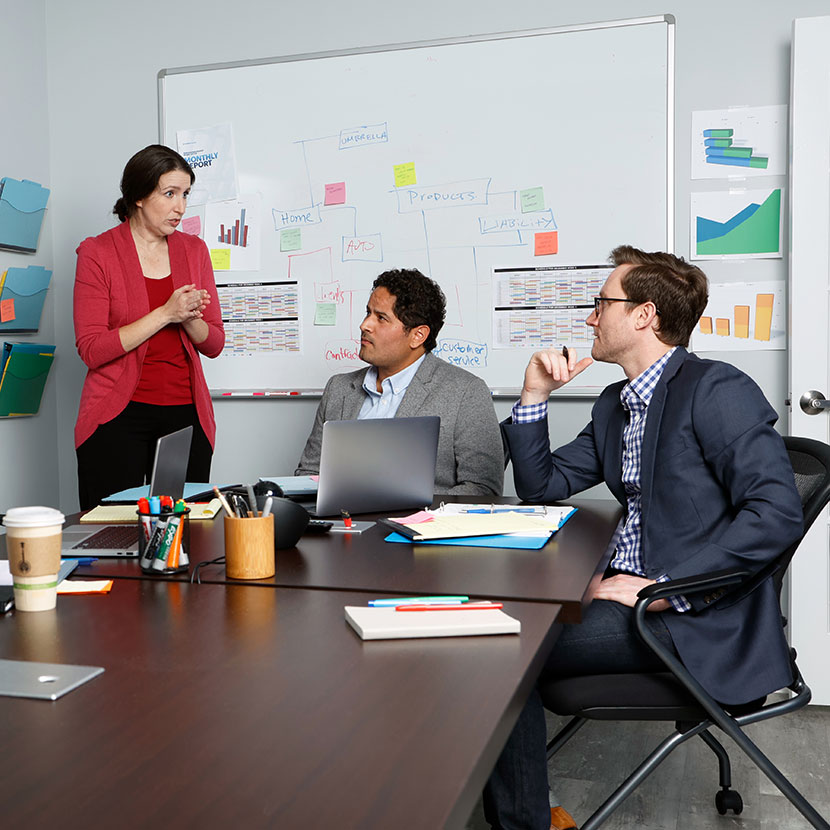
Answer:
[
  {"left": 492, "top": 264, "right": 611, "bottom": 349},
  {"left": 218, "top": 206, "right": 249, "bottom": 247},
  {"left": 692, "top": 283, "right": 784, "bottom": 352}
]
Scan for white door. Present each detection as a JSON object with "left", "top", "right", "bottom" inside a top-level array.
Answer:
[{"left": 789, "top": 15, "right": 830, "bottom": 705}]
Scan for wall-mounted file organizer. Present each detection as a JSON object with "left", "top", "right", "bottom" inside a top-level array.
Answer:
[
  {"left": 0, "top": 178, "right": 50, "bottom": 253},
  {"left": 0, "top": 341, "right": 55, "bottom": 417},
  {"left": 0, "top": 266, "right": 52, "bottom": 332}
]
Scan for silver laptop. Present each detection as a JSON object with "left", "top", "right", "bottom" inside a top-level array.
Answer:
[
  {"left": 62, "top": 427, "right": 193, "bottom": 557},
  {"left": 312, "top": 416, "right": 440, "bottom": 517},
  {"left": 0, "top": 659, "right": 104, "bottom": 700}
]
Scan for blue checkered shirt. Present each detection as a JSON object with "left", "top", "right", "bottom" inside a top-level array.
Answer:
[{"left": 512, "top": 347, "right": 690, "bottom": 612}]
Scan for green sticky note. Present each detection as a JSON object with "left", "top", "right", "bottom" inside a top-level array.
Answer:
[
  {"left": 314, "top": 303, "right": 337, "bottom": 326},
  {"left": 520, "top": 187, "right": 544, "bottom": 213},
  {"left": 280, "top": 228, "right": 302, "bottom": 252},
  {"left": 209, "top": 249, "right": 230, "bottom": 270}
]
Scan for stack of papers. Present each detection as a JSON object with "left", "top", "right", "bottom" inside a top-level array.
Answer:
[
  {"left": 383, "top": 504, "right": 576, "bottom": 550},
  {"left": 345, "top": 605, "right": 520, "bottom": 640},
  {"left": 81, "top": 498, "right": 223, "bottom": 523}
]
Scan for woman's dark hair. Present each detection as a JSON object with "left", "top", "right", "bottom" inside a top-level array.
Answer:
[
  {"left": 113, "top": 145, "right": 195, "bottom": 222},
  {"left": 372, "top": 269, "right": 446, "bottom": 352}
]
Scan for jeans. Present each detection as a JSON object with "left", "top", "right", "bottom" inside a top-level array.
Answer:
[{"left": 482, "top": 599, "right": 677, "bottom": 830}]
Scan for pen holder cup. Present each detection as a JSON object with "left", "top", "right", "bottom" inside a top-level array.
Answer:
[
  {"left": 137, "top": 509, "right": 191, "bottom": 575},
  {"left": 224, "top": 514, "right": 275, "bottom": 579}
]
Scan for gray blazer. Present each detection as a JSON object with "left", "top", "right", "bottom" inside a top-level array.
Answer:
[{"left": 296, "top": 352, "right": 504, "bottom": 496}]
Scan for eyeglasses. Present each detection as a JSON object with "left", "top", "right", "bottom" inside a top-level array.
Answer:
[{"left": 592, "top": 296, "right": 639, "bottom": 314}]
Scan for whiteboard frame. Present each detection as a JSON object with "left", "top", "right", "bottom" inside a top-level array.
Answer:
[{"left": 158, "top": 14, "right": 675, "bottom": 399}]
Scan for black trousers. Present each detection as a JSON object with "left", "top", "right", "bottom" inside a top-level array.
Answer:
[{"left": 76, "top": 401, "right": 212, "bottom": 510}]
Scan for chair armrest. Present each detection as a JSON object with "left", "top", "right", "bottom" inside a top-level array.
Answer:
[{"left": 636, "top": 568, "right": 750, "bottom": 608}]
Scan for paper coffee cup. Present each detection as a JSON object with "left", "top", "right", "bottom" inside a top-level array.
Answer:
[{"left": 3, "top": 506, "right": 65, "bottom": 612}]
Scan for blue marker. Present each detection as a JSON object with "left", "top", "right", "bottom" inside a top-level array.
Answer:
[{"left": 369, "top": 595, "right": 469, "bottom": 607}]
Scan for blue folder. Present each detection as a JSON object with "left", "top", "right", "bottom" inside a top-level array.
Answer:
[
  {"left": 0, "top": 178, "right": 50, "bottom": 253},
  {"left": 0, "top": 265, "right": 52, "bottom": 332},
  {"left": 384, "top": 531, "right": 552, "bottom": 550}
]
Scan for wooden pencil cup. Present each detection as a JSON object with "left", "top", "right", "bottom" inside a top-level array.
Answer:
[{"left": 224, "top": 514, "right": 275, "bottom": 579}]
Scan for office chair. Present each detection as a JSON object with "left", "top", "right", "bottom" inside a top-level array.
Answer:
[{"left": 540, "top": 435, "right": 830, "bottom": 830}]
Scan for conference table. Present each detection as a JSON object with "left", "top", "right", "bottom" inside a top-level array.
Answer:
[
  {"left": 1, "top": 580, "right": 561, "bottom": 828},
  {"left": 71, "top": 496, "right": 622, "bottom": 623},
  {"left": 1, "top": 495, "right": 621, "bottom": 827}
]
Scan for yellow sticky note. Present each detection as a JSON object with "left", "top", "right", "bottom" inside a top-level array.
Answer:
[
  {"left": 394, "top": 162, "right": 417, "bottom": 187},
  {"left": 210, "top": 248, "right": 231, "bottom": 270}
]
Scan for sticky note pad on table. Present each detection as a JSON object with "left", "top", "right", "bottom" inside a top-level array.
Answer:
[{"left": 345, "top": 605, "right": 520, "bottom": 640}]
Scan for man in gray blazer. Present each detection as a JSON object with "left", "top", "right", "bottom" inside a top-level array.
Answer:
[{"left": 296, "top": 269, "right": 503, "bottom": 496}]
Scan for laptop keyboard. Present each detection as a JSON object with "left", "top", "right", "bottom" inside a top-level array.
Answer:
[{"left": 71, "top": 525, "right": 139, "bottom": 550}]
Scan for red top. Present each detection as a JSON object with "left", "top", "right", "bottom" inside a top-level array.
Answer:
[
  {"left": 131, "top": 276, "right": 193, "bottom": 405},
  {"left": 73, "top": 220, "right": 225, "bottom": 448}
]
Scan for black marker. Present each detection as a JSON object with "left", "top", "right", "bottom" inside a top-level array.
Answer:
[{"left": 562, "top": 346, "right": 569, "bottom": 361}]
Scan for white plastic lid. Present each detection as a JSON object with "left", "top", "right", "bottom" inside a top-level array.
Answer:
[{"left": 2, "top": 506, "right": 65, "bottom": 528}]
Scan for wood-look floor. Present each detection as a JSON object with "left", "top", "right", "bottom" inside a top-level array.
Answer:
[{"left": 466, "top": 701, "right": 830, "bottom": 829}]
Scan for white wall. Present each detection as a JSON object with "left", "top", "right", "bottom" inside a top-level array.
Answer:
[
  {"left": 40, "top": 0, "right": 830, "bottom": 511},
  {"left": 0, "top": 0, "right": 59, "bottom": 512}
]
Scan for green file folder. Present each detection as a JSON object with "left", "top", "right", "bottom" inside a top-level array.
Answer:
[{"left": 0, "top": 342, "right": 55, "bottom": 417}]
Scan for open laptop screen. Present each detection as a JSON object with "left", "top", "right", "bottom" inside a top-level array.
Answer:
[{"left": 314, "top": 416, "right": 440, "bottom": 517}]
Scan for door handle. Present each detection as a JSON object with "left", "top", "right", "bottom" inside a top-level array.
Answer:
[{"left": 799, "top": 390, "right": 830, "bottom": 415}]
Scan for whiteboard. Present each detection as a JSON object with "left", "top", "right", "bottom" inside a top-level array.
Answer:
[{"left": 159, "top": 15, "right": 674, "bottom": 396}]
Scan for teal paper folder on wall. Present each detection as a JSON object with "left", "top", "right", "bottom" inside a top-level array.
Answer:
[
  {"left": 0, "top": 342, "right": 55, "bottom": 417},
  {"left": 0, "top": 178, "right": 51, "bottom": 253},
  {"left": 0, "top": 265, "right": 52, "bottom": 332}
]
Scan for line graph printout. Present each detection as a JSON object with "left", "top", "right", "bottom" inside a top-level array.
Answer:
[
  {"left": 492, "top": 265, "right": 610, "bottom": 349},
  {"left": 216, "top": 281, "right": 301, "bottom": 355}
]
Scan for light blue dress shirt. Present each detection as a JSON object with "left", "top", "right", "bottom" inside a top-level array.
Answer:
[{"left": 357, "top": 354, "right": 426, "bottom": 419}]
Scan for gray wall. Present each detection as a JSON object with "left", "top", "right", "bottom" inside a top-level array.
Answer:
[
  {"left": 16, "top": 0, "right": 827, "bottom": 511},
  {"left": 0, "top": 0, "right": 59, "bottom": 511}
]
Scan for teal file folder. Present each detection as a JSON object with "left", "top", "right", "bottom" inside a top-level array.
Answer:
[
  {"left": 0, "top": 265, "right": 52, "bottom": 332},
  {"left": 0, "top": 342, "right": 55, "bottom": 417},
  {"left": 0, "top": 178, "right": 51, "bottom": 253}
]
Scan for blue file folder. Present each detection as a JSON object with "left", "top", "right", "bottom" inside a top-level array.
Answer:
[
  {"left": 0, "top": 178, "right": 51, "bottom": 253},
  {"left": 0, "top": 265, "right": 52, "bottom": 332}
]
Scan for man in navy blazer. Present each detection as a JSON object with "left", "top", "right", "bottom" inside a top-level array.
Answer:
[{"left": 484, "top": 246, "right": 802, "bottom": 830}]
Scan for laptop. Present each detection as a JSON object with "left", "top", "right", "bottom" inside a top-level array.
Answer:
[
  {"left": 61, "top": 426, "right": 193, "bottom": 557},
  {"left": 306, "top": 416, "right": 440, "bottom": 517}
]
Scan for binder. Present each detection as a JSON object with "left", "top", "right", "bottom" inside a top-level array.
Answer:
[
  {"left": 0, "top": 178, "right": 51, "bottom": 253},
  {"left": 0, "top": 265, "right": 52, "bottom": 332},
  {"left": 0, "top": 341, "right": 55, "bottom": 417}
]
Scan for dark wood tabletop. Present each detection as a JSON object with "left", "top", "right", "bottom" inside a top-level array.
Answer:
[
  {"left": 0, "top": 580, "right": 562, "bottom": 829},
  {"left": 63, "top": 496, "right": 621, "bottom": 623}
]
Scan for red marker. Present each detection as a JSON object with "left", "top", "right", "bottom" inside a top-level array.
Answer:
[
  {"left": 395, "top": 602, "right": 503, "bottom": 612},
  {"left": 341, "top": 510, "right": 352, "bottom": 529}
]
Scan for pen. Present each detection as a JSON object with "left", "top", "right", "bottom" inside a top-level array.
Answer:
[
  {"left": 213, "top": 487, "right": 234, "bottom": 518},
  {"left": 261, "top": 496, "right": 274, "bottom": 518},
  {"left": 369, "top": 595, "right": 469, "bottom": 607},
  {"left": 76, "top": 557, "right": 98, "bottom": 565},
  {"left": 562, "top": 345, "right": 569, "bottom": 361},
  {"left": 246, "top": 484, "right": 258, "bottom": 517},
  {"left": 396, "top": 602, "right": 503, "bottom": 612}
]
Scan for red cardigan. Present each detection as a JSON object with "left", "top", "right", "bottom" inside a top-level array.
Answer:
[{"left": 73, "top": 220, "right": 225, "bottom": 449}]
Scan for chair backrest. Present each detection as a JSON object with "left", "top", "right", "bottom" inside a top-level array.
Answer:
[{"left": 771, "top": 436, "right": 830, "bottom": 600}]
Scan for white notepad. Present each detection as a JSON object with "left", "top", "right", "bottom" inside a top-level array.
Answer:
[{"left": 344, "top": 605, "right": 521, "bottom": 640}]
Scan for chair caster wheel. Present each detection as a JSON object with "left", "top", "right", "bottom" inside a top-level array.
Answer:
[{"left": 715, "top": 788, "right": 743, "bottom": 815}]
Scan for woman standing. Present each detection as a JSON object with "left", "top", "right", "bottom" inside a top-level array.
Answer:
[{"left": 74, "top": 145, "right": 225, "bottom": 509}]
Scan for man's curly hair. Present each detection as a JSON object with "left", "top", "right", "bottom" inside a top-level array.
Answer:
[{"left": 372, "top": 269, "right": 446, "bottom": 352}]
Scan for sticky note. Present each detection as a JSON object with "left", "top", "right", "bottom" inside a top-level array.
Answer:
[
  {"left": 324, "top": 182, "right": 346, "bottom": 206},
  {"left": 393, "top": 162, "right": 417, "bottom": 187},
  {"left": 534, "top": 231, "right": 558, "bottom": 256},
  {"left": 314, "top": 303, "right": 337, "bottom": 326},
  {"left": 521, "top": 187, "right": 545, "bottom": 213},
  {"left": 209, "top": 248, "right": 231, "bottom": 270},
  {"left": 181, "top": 215, "right": 202, "bottom": 236},
  {"left": 280, "top": 228, "right": 302, "bottom": 252},
  {"left": 0, "top": 298, "right": 15, "bottom": 322}
]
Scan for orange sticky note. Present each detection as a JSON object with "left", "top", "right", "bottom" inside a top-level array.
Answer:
[
  {"left": 534, "top": 231, "right": 558, "bottom": 256},
  {"left": 0, "top": 298, "right": 15, "bottom": 322}
]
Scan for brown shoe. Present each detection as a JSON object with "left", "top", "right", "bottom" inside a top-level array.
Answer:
[{"left": 550, "top": 805, "right": 578, "bottom": 830}]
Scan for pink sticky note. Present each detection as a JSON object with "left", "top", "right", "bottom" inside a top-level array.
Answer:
[
  {"left": 389, "top": 511, "right": 434, "bottom": 524},
  {"left": 310, "top": 475, "right": 320, "bottom": 482},
  {"left": 534, "top": 231, "right": 559, "bottom": 256},
  {"left": 324, "top": 182, "right": 346, "bottom": 206},
  {"left": 0, "top": 298, "right": 15, "bottom": 322},
  {"left": 181, "top": 215, "right": 202, "bottom": 236}
]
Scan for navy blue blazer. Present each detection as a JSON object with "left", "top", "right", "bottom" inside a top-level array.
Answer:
[{"left": 503, "top": 348, "right": 803, "bottom": 705}]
